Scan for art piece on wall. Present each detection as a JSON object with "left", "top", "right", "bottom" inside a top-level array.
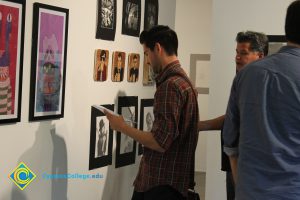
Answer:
[
  {"left": 0, "top": 0, "right": 25, "bottom": 124},
  {"left": 189, "top": 54, "right": 210, "bottom": 95},
  {"left": 267, "top": 35, "right": 287, "bottom": 55},
  {"left": 144, "top": 0, "right": 158, "bottom": 31},
  {"left": 142, "top": 54, "right": 154, "bottom": 86},
  {"left": 29, "top": 3, "right": 69, "bottom": 121},
  {"left": 94, "top": 49, "right": 109, "bottom": 82},
  {"left": 138, "top": 98, "right": 154, "bottom": 155},
  {"left": 96, "top": 0, "right": 116, "bottom": 41},
  {"left": 111, "top": 51, "right": 125, "bottom": 82},
  {"left": 121, "top": 0, "right": 141, "bottom": 37},
  {"left": 89, "top": 105, "right": 113, "bottom": 170},
  {"left": 116, "top": 96, "right": 138, "bottom": 168},
  {"left": 127, "top": 53, "right": 140, "bottom": 82}
]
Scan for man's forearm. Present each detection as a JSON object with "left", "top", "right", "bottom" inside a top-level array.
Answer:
[{"left": 198, "top": 115, "right": 225, "bottom": 131}]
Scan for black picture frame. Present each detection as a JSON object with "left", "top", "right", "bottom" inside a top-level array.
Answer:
[
  {"left": 96, "top": 0, "right": 117, "bottom": 41},
  {"left": 89, "top": 105, "right": 114, "bottom": 170},
  {"left": 0, "top": 0, "right": 25, "bottom": 124},
  {"left": 144, "top": 0, "right": 158, "bottom": 31},
  {"left": 29, "top": 3, "right": 69, "bottom": 121},
  {"left": 267, "top": 35, "right": 287, "bottom": 55},
  {"left": 115, "top": 96, "right": 138, "bottom": 168},
  {"left": 138, "top": 98, "right": 154, "bottom": 155},
  {"left": 121, "top": 0, "right": 141, "bottom": 37}
]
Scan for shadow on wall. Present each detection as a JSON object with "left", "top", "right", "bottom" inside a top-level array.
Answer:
[
  {"left": 101, "top": 90, "right": 141, "bottom": 200},
  {"left": 10, "top": 121, "right": 68, "bottom": 200}
]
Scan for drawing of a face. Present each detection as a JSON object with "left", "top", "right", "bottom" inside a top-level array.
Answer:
[{"left": 101, "top": 0, "right": 114, "bottom": 28}]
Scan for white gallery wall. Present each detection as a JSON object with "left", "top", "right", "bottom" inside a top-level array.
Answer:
[
  {"left": 206, "top": 0, "right": 294, "bottom": 200},
  {"left": 0, "top": 0, "right": 176, "bottom": 200},
  {"left": 175, "top": 0, "right": 212, "bottom": 172}
]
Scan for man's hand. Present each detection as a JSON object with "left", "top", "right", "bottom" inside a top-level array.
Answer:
[{"left": 104, "top": 110, "right": 127, "bottom": 132}]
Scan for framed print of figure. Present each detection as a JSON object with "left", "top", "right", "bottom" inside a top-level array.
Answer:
[
  {"left": 138, "top": 98, "right": 154, "bottom": 155},
  {"left": 267, "top": 35, "right": 287, "bottom": 55},
  {"left": 142, "top": 54, "right": 154, "bottom": 86},
  {"left": 144, "top": 0, "right": 158, "bottom": 31},
  {"left": 111, "top": 51, "right": 125, "bottom": 82},
  {"left": 96, "top": 0, "right": 116, "bottom": 41},
  {"left": 127, "top": 53, "right": 140, "bottom": 82},
  {"left": 94, "top": 49, "right": 109, "bottom": 82},
  {"left": 0, "top": 0, "right": 25, "bottom": 124},
  {"left": 121, "top": 0, "right": 141, "bottom": 37},
  {"left": 115, "top": 96, "right": 138, "bottom": 168},
  {"left": 29, "top": 3, "right": 69, "bottom": 121},
  {"left": 89, "top": 104, "right": 113, "bottom": 170}
]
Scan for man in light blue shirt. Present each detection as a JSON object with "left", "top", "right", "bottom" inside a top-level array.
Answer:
[{"left": 223, "top": 1, "right": 300, "bottom": 199}]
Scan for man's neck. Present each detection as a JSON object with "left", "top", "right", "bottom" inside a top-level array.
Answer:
[
  {"left": 161, "top": 55, "right": 178, "bottom": 70},
  {"left": 287, "top": 41, "right": 300, "bottom": 48}
]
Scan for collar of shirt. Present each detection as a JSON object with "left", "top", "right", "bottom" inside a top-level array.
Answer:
[
  {"left": 155, "top": 60, "right": 180, "bottom": 86},
  {"left": 278, "top": 45, "right": 300, "bottom": 56}
]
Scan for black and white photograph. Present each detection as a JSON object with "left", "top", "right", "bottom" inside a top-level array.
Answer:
[
  {"left": 96, "top": 0, "right": 117, "bottom": 40},
  {"left": 138, "top": 99, "right": 154, "bottom": 155},
  {"left": 89, "top": 105, "right": 113, "bottom": 170},
  {"left": 267, "top": 35, "right": 287, "bottom": 55},
  {"left": 116, "top": 96, "right": 138, "bottom": 168},
  {"left": 121, "top": 0, "right": 141, "bottom": 37},
  {"left": 144, "top": 0, "right": 158, "bottom": 31}
]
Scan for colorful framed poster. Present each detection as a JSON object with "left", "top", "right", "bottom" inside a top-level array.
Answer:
[
  {"left": 144, "top": 0, "right": 158, "bottom": 31},
  {"left": 142, "top": 54, "right": 154, "bottom": 86},
  {"left": 111, "top": 51, "right": 125, "bottom": 82},
  {"left": 89, "top": 104, "right": 114, "bottom": 170},
  {"left": 94, "top": 49, "right": 109, "bottom": 82},
  {"left": 121, "top": 0, "right": 141, "bottom": 37},
  {"left": 138, "top": 98, "right": 154, "bottom": 155},
  {"left": 127, "top": 53, "right": 140, "bottom": 82},
  {"left": 0, "top": 0, "right": 25, "bottom": 124},
  {"left": 115, "top": 96, "right": 138, "bottom": 168},
  {"left": 29, "top": 3, "right": 69, "bottom": 121},
  {"left": 96, "top": 0, "right": 117, "bottom": 41}
]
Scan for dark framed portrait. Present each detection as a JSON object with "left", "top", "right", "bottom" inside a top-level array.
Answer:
[
  {"left": 138, "top": 98, "right": 154, "bottom": 155},
  {"left": 121, "top": 0, "right": 141, "bottom": 37},
  {"left": 127, "top": 53, "right": 140, "bottom": 82},
  {"left": 94, "top": 49, "right": 109, "bottom": 82},
  {"left": 89, "top": 105, "right": 113, "bottom": 170},
  {"left": 267, "top": 35, "right": 287, "bottom": 55},
  {"left": 115, "top": 96, "right": 138, "bottom": 168},
  {"left": 96, "top": 0, "right": 117, "bottom": 41},
  {"left": 144, "top": 0, "right": 158, "bottom": 31},
  {"left": 0, "top": 0, "right": 26, "bottom": 124},
  {"left": 29, "top": 3, "right": 69, "bottom": 121},
  {"left": 111, "top": 51, "right": 125, "bottom": 82}
]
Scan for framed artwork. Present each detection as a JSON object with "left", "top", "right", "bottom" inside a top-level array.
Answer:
[
  {"left": 267, "top": 35, "right": 287, "bottom": 55},
  {"left": 144, "top": 0, "right": 158, "bottom": 31},
  {"left": 96, "top": 0, "right": 116, "bottom": 41},
  {"left": 111, "top": 51, "right": 125, "bottom": 82},
  {"left": 127, "top": 53, "right": 140, "bottom": 82},
  {"left": 94, "top": 49, "right": 109, "bottom": 82},
  {"left": 89, "top": 104, "right": 113, "bottom": 170},
  {"left": 142, "top": 54, "right": 154, "bottom": 86},
  {"left": 115, "top": 96, "right": 138, "bottom": 168},
  {"left": 138, "top": 98, "right": 154, "bottom": 155},
  {"left": 29, "top": 3, "right": 69, "bottom": 121},
  {"left": 0, "top": 0, "right": 25, "bottom": 124},
  {"left": 121, "top": 0, "right": 141, "bottom": 37}
]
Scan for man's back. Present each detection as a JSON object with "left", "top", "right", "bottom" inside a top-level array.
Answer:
[{"left": 228, "top": 46, "right": 300, "bottom": 199}]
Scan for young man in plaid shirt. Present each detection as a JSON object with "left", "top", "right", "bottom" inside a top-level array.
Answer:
[{"left": 106, "top": 25, "right": 199, "bottom": 200}]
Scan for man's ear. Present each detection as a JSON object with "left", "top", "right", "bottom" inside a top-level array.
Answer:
[
  {"left": 154, "top": 42, "right": 162, "bottom": 53},
  {"left": 258, "top": 52, "right": 264, "bottom": 58}
]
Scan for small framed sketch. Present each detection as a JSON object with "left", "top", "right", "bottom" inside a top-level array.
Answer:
[
  {"left": 96, "top": 0, "right": 117, "bottom": 41},
  {"left": 142, "top": 54, "right": 154, "bottom": 86},
  {"left": 121, "top": 0, "right": 141, "bottom": 37},
  {"left": 138, "top": 98, "right": 154, "bottom": 155},
  {"left": 94, "top": 49, "right": 109, "bottom": 82},
  {"left": 144, "top": 0, "right": 158, "bottom": 31},
  {"left": 127, "top": 53, "right": 140, "bottom": 82},
  {"left": 0, "top": 0, "right": 26, "bottom": 124},
  {"left": 89, "top": 104, "right": 113, "bottom": 170},
  {"left": 116, "top": 96, "right": 138, "bottom": 168},
  {"left": 29, "top": 3, "right": 69, "bottom": 121},
  {"left": 111, "top": 51, "right": 125, "bottom": 82},
  {"left": 267, "top": 35, "right": 287, "bottom": 55}
]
